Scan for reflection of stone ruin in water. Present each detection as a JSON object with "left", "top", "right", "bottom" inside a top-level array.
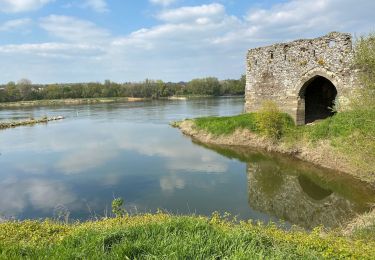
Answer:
[
  {"left": 191, "top": 141, "right": 375, "bottom": 229},
  {"left": 247, "top": 163, "right": 357, "bottom": 229}
]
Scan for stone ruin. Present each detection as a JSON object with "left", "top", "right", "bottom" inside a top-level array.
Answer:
[{"left": 245, "top": 32, "right": 356, "bottom": 125}]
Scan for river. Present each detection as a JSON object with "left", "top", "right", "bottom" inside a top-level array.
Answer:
[{"left": 0, "top": 97, "right": 374, "bottom": 229}]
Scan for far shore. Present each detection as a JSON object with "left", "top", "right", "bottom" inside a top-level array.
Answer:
[
  {"left": 0, "top": 95, "right": 244, "bottom": 108},
  {"left": 0, "top": 97, "right": 146, "bottom": 108}
]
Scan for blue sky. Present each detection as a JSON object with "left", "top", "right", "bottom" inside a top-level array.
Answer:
[{"left": 0, "top": 0, "right": 374, "bottom": 83}]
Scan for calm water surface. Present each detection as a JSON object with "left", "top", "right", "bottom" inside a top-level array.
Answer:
[{"left": 0, "top": 97, "right": 374, "bottom": 229}]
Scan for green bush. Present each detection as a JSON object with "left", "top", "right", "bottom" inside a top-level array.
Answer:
[
  {"left": 255, "top": 101, "right": 294, "bottom": 140},
  {"left": 112, "top": 198, "right": 126, "bottom": 218},
  {"left": 352, "top": 33, "right": 375, "bottom": 110}
]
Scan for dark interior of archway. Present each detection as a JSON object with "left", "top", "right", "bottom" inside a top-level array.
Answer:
[
  {"left": 298, "top": 175, "right": 333, "bottom": 201},
  {"left": 304, "top": 76, "right": 337, "bottom": 124}
]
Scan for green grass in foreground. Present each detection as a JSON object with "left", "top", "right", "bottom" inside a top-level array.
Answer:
[{"left": 1, "top": 213, "right": 374, "bottom": 259}]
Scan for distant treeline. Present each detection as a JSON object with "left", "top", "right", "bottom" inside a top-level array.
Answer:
[{"left": 0, "top": 76, "right": 245, "bottom": 102}]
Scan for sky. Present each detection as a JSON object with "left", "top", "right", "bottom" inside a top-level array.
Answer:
[{"left": 0, "top": 0, "right": 374, "bottom": 84}]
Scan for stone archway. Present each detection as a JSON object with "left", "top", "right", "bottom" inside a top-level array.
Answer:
[{"left": 297, "top": 74, "right": 338, "bottom": 125}]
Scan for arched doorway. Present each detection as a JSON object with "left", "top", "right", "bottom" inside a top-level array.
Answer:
[{"left": 298, "top": 76, "right": 337, "bottom": 124}]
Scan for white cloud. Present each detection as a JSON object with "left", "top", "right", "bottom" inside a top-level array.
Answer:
[
  {"left": 107, "top": 4, "right": 248, "bottom": 81},
  {"left": 150, "top": 0, "right": 176, "bottom": 7},
  {"left": 0, "top": 0, "right": 53, "bottom": 13},
  {"left": 56, "top": 147, "right": 117, "bottom": 174},
  {"left": 0, "top": 0, "right": 375, "bottom": 83},
  {"left": 39, "top": 15, "right": 110, "bottom": 43},
  {"left": 157, "top": 3, "right": 225, "bottom": 23},
  {"left": 245, "top": 0, "right": 375, "bottom": 39},
  {"left": 160, "top": 175, "right": 185, "bottom": 192},
  {"left": 0, "top": 42, "right": 103, "bottom": 57},
  {"left": 113, "top": 125, "right": 229, "bottom": 173},
  {"left": 0, "top": 178, "right": 76, "bottom": 215},
  {"left": 0, "top": 18, "right": 32, "bottom": 31},
  {"left": 82, "top": 0, "right": 108, "bottom": 13}
]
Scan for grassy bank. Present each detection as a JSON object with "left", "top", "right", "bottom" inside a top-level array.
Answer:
[
  {"left": 176, "top": 108, "right": 375, "bottom": 183},
  {"left": 1, "top": 213, "right": 375, "bottom": 259}
]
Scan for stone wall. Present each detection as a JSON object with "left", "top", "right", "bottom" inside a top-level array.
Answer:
[{"left": 245, "top": 32, "right": 356, "bottom": 125}]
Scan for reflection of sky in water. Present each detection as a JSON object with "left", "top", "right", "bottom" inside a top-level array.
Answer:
[
  {"left": 0, "top": 98, "right": 262, "bottom": 220},
  {"left": 0, "top": 98, "right": 373, "bottom": 228}
]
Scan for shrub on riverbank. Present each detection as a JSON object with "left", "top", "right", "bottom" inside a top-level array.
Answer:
[
  {"left": 255, "top": 101, "right": 294, "bottom": 140},
  {"left": 1, "top": 213, "right": 374, "bottom": 259}
]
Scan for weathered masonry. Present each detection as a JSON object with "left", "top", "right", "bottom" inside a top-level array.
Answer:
[{"left": 245, "top": 32, "right": 356, "bottom": 125}]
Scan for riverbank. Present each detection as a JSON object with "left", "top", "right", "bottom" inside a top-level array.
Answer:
[
  {"left": 1, "top": 213, "right": 374, "bottom": 259},
  {"left": 0, "top": 97, "right": 144, "bottom": 108},
  {"left": 0, "top": 96, "right": 244, "bottom": 108},
  {"left": 174, "top": 109, "right": 375, "bottom": 185},
  {"left": 0, "top": 116, "right": 64, "bottom": 130}
]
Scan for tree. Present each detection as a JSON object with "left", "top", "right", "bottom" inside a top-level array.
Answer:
[
  {"left": 17, "top": 78, "right": 33, "bottom": 100},
  {"left": 187, "top": 77, "right": 220, "bottom": 95},
  {"left": 17, "top": 78, "right": 32, "bottom": 86},
  {"left": 104, "top": 79, "right": 111, "bottom": 86},
  {"left": 5, "top": 83, "right": 21, "bottom": 101}
]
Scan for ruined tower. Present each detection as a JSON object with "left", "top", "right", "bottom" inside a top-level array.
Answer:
[{"left": 245, "top": 32, "right": 356, "bottom": 125}]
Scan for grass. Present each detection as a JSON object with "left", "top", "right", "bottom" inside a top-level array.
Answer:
[
  {"left": 1, "top": 213, "right": 375, "bottom": 259},
  {"left": 194, "top": 108, "right": 294, "bottom": 139},
  {"left": 287, "top": 109, "right": 375, "bottom": 142},
  {"left": 194, "top": 109, "right": 374, "bottom": 142},
  {"left": 194, "top": 113, "right": 259, "bottom": 135},
  {"left": 345, "top": 209, "right": 375, "bottom": 241},
  {"left": 286, "top": 109, "right": 375, "bottom": 174},
  {"left": 193, "top": 108, "right": 375, "bottom": 175}
]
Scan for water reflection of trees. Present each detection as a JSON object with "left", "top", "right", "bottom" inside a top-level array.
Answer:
[{"left": 193, "top": 141, "right": 375, "bottom": 229}]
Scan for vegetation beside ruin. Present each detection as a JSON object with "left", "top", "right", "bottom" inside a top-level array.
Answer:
[
  {"left": 1, "top": 212, "right": 375, "bottom": 259},
  {"left": 352, "top": 32, "right": 375, "bottom": 110}
]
